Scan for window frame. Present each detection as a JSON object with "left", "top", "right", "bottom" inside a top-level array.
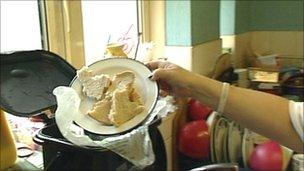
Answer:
[
  {"left": 38, "top": 0, "right": 49, "bottom": 50},
  {"left": 44, "top": 0, "right": 85, "bottom": 69}
]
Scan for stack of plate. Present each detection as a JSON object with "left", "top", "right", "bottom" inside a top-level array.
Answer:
[
  {"left": 209, "top": 115, "right": 244, "bottom": 164},
  {"left": 210, "top": 116, "right": 294, "bottom": 170},
  {"left": 213, "top": 117, "right": 229, "bottom": 163},
  {"left": 208, "top": 113, "right": 219, "bottom": 163},
  {"left": 292, "top": 154, "right": 304, "bottom": 171},
  {"left": 227, "top": 122, "right": 243, "bottom": 164}
]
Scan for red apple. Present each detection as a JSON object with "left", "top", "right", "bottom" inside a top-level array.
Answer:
[
  {"left": 188, "top": 99, "right": 213, "bottom": 120},
  {"left": 249, "top": 141, "right": 282, "bottom": 171},
  {"left": 178, "top": 120, "right": 210, "bottom": 159}
]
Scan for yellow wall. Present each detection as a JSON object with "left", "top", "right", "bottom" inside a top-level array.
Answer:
[
  {"left": 222, "top": 32, "right": 251, "bottom": 68},
  {"left": 164, "top": 39, "right": 222, "bottom": 76},
  {"left": 192, "top": 39, "right": 222, "bottom": 76},
  {"left": 222, "top": 31, "right": 304, "bottom": 68},
  {"left": 250, "top": 31, "right": 303, "bottom": 58},
  {"left": 149, "top": 1, "right": 166, "bottom": 59}
]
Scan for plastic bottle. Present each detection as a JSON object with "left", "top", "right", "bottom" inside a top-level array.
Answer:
[{"left": 0, "top": 110, "right": 17, "bottom": 170}]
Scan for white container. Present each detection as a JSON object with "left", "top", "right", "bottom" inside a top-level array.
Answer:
[{"left": 234, "top": 68, "right": 250, "bottom": 88}]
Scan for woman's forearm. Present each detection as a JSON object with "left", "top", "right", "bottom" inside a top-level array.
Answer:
[
  {"left": 188, "top": 73, "right": 223, "bottom": 109},
  {"left": 226, "top": 86, "right": 303, "bottom": 152},
  {"left": 187, "top": 73, "right": 303, "bottom": 152}
]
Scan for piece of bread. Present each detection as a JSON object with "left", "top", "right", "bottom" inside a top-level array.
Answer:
[
  {"left": 88, "top": 98, "right": 112, "bottom": 125},
  {"left": 106, "top": 71, "right": 145, "bottom": 126},
  {"left": 77, "top": 66, "right": 111, "bottom": 100},
  {"left": 109, "top": 88, "right": 145, "bottom": 126},
  {"left": 130, "top": 87, "right": 143, "bottom": 105},
  {"left": 77, "top": 66, "right": 93, "bottom": 83},
  {"left": 106, "top": 71, "right": 135, "bottom": 94}
]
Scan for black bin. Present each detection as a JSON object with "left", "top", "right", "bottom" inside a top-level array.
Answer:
[{"left": 33, "top": 123, "right": 167, "bottom": 171}]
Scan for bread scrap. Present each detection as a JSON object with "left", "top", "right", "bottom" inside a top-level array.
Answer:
[
  {"left": 87, "top": 97, "right": 112, "bottom": 125},
  {"left": 106, "top": 70, "right": 135, "bottom": 94},
  {"left": 77, "top": 66, "right": 111, "bottom": 100},
  {"left": 77, "top": 67, "right": 145, "bottom": 126},
  {"left": 109, "top": 88, "right": 145, "bottom": 126}
]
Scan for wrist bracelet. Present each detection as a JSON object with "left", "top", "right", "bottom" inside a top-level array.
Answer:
[{"left": 217, "top": 82, "right": 230, "bottom": 115}]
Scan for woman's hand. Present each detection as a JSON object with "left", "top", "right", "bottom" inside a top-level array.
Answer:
[{"left": 147, "top": 61, "right": 196, "bottom": 98}]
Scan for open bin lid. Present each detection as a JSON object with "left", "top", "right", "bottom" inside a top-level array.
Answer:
[{"left": 0, "top": 50, "right": 76, "bottom": 117}]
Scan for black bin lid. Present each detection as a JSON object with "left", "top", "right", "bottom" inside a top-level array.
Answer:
[{"left": 0, "top": 50, "right": 76, "bottom": 117}]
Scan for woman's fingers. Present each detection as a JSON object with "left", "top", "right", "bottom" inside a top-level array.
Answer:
[
  {"left": 150, "top": 68, "right": 166, "bottom": 81},
  {"left": 146, "top": 61, "right": 169, "bottom": 70},
  {"left": 146, "top": 61, "right": 160, "bottom": 70}
]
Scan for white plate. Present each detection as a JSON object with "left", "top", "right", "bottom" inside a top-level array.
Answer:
[
  {"left": 70, "top": 58, "right": 158, "bottom": 135},
  {"left": 209, "top": 113, "right": 220, "bottom": 163},
  {"left": 213, "top": 117, "right": 229, "bottom": 163},
  {"left": 227, "top": 122, "right": 243, "bottom": 163},
  {"left": 242, "top": 129, "right": 254, "bottom": 168}
]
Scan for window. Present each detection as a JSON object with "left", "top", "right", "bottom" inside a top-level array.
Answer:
[
  {"left": 81, "top": 1, "right": 140, "bottom": 65},
  {"left": 44, "top": 1, "right": 143, "bottom": 68},
  {"left": 0, "top": 0, "right": 46, "bottom": 52}
]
